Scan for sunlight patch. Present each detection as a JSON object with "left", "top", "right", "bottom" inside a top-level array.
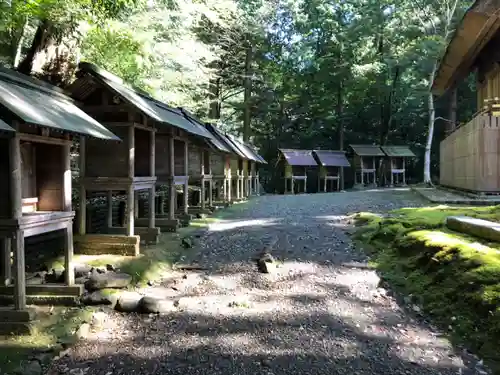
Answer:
[{"left": 208, "top": 218, "right": 278, "bottom": 232}]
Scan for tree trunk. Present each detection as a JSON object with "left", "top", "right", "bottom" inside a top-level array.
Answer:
[
  {"left": 423, "top": 64, "right": 438, "bottom": 185},
  {"left": 17, "top": 19, "right": 54, "bottom": 76},
  {"left": 12, "top": 17, "right": 29, "bottom": 68},
  {"left": 243, "top": 40, "right": 252, "bottom": 142},
  {"left": 208, "top": 76, "right": 221, "bottom": 120}
]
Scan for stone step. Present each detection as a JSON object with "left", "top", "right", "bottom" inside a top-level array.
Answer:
[
  {"left": 446, "top": 216, "right": 500, "bottom": 242},
  {"left": 74, "top": 234, "right": 140, "bottom": 245}
]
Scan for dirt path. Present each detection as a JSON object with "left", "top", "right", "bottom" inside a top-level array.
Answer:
[{"left": 48, "top": 189, "right": 484, "bottom": 375}]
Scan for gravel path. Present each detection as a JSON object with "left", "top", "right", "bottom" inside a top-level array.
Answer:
[{"left": 48, "top": 189, "right": 485, "bottom": 375}]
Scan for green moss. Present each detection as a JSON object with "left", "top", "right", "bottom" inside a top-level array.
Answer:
[
  {"left": 0, "top": 306, "right": 93, "bottom": 373},
  {"left": 354, "top": 204, "right": 500, "bottom": 371}
]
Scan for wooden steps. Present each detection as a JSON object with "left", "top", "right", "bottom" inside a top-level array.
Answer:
[{"left": 74, "top": 234, "right": 140, "bottom": 256}]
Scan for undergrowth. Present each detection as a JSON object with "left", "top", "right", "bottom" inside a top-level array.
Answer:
[{"left": 353, "top": 205, "right": 500, "bottom": 372}]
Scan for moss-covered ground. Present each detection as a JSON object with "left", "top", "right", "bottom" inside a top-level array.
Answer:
[
  {"left": 353, "top": 204, "right": 500, "bottom": 372},
  {"left": 0, "top": 203, "right": 247, "bottom": 373}
]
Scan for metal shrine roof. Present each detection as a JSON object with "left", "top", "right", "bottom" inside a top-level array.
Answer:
[
  {"left": 381, "top": 145, "right": 416, "bottom": 157},
  {"left": 349, "top": 144, "right": 385, "bottom": 157},
  {"left": 279, "top": 149, "right": 317, "bottom": 166},
  {"left": 74, "top": 62, "right": 213, "bottom": 139},
  {"left": 0, "top": 68, "right": 119, "bottom": 140},
  {"left": 312, "top": 150, "right": 351, "bottom": 167}
]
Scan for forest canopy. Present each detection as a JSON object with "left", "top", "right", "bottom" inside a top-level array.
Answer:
[{"left": 0, "top": 0, "right": 476, "bottom": 185}]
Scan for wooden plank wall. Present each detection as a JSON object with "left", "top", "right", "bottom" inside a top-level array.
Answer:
[
  {"left": 211, "top": 153, "right": 225, "bottom": 176},
  {"left": 174, "top": 139, "right": 185, "bottom": 176},
  {"left": 0, "top": 138, "right": 11, "bottom": 217},
  {"left": 155, "top": 135, "right": 171, "bottom": 179},
  {"left": 135, "top": 128, "right": 151, "bottom": 176},
  {"left": 440, "top": 114, "right": 500, "bottom": 192},
  {"left": 188, "top": 144, "right": 201, "bottom": 176},
  {"left": 36, "top": 143, "right": 63, "bottom": 211},
  {"left": 86, "top": 126, "right": 129, "bottom": 177},
  {"left": 21, "top": 142, "right": 36, "bottom": 198}
]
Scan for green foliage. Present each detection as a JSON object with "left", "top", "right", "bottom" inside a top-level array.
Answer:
[{"left": 355, "top": 205, "right": 500, "bottom": 371}]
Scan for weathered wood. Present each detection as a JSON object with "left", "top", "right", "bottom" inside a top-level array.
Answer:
[
  {"left": 13, "top": 230, "right": 25, "bottom": 310},
  {"left": 0, "top": 238, "right": 11, "bottom": 286},
  {"left": 79, "top": 136, "right": 86, "bottom": 235},
  {"left": 127, "top": 124, "right": 135, "bottom": 236},
  {"left": 168, "top": 137, "right": 176, "bottom": 220},
  {"left": 183, "top": 140, "right": 189, "bottom": 214},
  {"left": 19, "top": 133, "right": 71, "bottom": 146},
  {"left": 149, "top": 129, "right": 155, "bottom": 228},
  {"left": 107, "top": 191, "right": 113, "bottom": 227},
  {"left": 0, "top": 284, "right": 83, "bottom": 297},
  {"left": 10, "top": 135, "right": 22, "bottom": 219},
  {"left": 64, "top": 223, "right": 74, "bottom": 285},
  {"left": 208, "top": 179, "right": 213, "bottom": 206}
]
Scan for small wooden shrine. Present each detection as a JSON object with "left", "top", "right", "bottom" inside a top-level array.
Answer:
[
  {"left": 205, "top": 123, "right": 238, "bottom": 205},
  {"left": 180, "top": 109, "right": 232, "bottom": 213},
  {"left": 0, "top": 68, "right": 119, "bottom": 332},
  {"left": 433, "top": 0, "right": 500, "bottom": 193},
  {"left": 312, "top": 150, "right": 351, "bottom": 192},
  {"left": 349, "top": 145, "right": 385, "bottom": 187},
  {"left": 380, "top": 146, "right": 415, "bottom": 186},
  {"left": 68, "top": 63, "right": 216, "bottom": 239},
  {"left": 277, "top": 149, "right": 317, "bottom": 194}
]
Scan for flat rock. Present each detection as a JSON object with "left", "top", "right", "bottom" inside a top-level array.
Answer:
[
  {"left": 82, "top": 290, "right": 119, "bottom": 307},
  {"left": 74, "top": 263, "right": 92, "bottom": 278},
  {"left": 84, "top": 272, "right": 132, "bottom": 291},
  {"left": 115, "top": 291, "right": 142, "bottom": 313},
  {"left": 139, "top": 296, "right": 176, "bottom": 314}
]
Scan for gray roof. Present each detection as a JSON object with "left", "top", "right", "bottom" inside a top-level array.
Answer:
[
  {"left": 0, "top": 69, "right": 119, "bottom": 140},
  {"left": 180, "top": 109, "right": 231, "bottom": 153},
  {"left": 205, "top": 123, "right": 246, "bottom": 158},
  {"left": 77, "top": 62, "right": 212, "bottom": 139},
  {"left": 279, "top": 149, "right": 317, "bottom": 166},
  {"left": 226, "top": 134, "right": 267, "bottom": 164},
  {"left": 313, "top": 150, "right": 351, "bottom": 167},
  {"left": 381, "top": 145, "right": 416, "bottom": 157},
  {"left": 349, "top": 144, "right": 385, "bottom": 157},
  {"left": 0, "top": 119, "right": 14, "bottom": 132}
]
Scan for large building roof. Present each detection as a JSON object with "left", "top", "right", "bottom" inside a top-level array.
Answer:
[{"left": 432, "top": 0, "right": 500, "bottom": 96}]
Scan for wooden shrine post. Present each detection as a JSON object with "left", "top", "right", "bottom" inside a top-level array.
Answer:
[
  {"left": 127, "top": 124, "right": 135, "bottom": 236},
  {"left": 148, "top": 128, "right": 155, "bottom": 228},
  {"left": 183, "top": 140, "right": 189, "bottom": 214},
  {"left": 63, "top": 140, "right": 74, "bottom": 286},
  {"left": 200, "top": 149, "right": 206, "bottom": 210},
  {"left": 79, "top": 136, "right": 86, "bottom": 235},
  {"left": 169, "top": 137, "right": 176, "bottom": 221}
]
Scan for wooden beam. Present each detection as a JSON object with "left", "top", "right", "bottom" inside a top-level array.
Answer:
[
  {"left": 62, "top": 143, "right": 72, "bottom": 211},
  {"left": 183, "top": 141, "right": 189, "bottom": 214},
  {"left": 200, "top": 149, "right": 205, "bottom": 210},
  {"left": 12, "top": 231, "right": 25, "bottom": 310},
  {"left": 0, "top": 239, "right": 11, "bottom": 286},
  {"left": 149, "top": 129, "right": 155, "bottom": 228},
  {"left": 64, "top": 223, "right": 74, "bottom": 286},
  {"left": 10, "top": 134, "right": 22, "bottom": 220},
  {"left": 127, "top": 124, "right": 135, "bottom": 236},
  {"left": 107, "top": 191, "right": 113, "bottom": 228},
  {"left": 78, "top": 136, "right": 86, "bottom": 235},
  {"left": 19, "top": 133, "right": 71, "bottom": 146},
  {"left": 169, "top": 137, "right": 175, "bottom": 220}
]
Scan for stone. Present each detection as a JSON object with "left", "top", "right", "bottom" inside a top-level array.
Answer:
[
  {"left": 91, "top": 311, "right": 107, "bottom": 327},
  {"left": 82, "top": 290, "right": 119, "bottom": 307},
  {"left": 139, "top": 296, "right": 176, "bottom": 314},
  {"left": 90, "top": 266, "right": 107, "bottom": 274},
  {"left": 45, "top": 269, "right": 64, "bottom": 283},
  {"left": 75, "top": 277, "right": 88, "bottom": 285},
  {"left": 115, "top": 291, "right": 143, "bottom": 313},
  {"left": 84, "top": 272, "right": 132, "bottom": 291},
  {"left": 26, "top": 275, "right": 45, "bottom": 285},
  {"left": 256, "top": 252, "right": 276, "bottom": 274},
  {"left": 181, "top": 237, "right": 193, "bottom": 248},
  {"left": 106, "top": 264, "right": 116, "bottom": 272},
  {"left": 74, "top": 264, "right": 92, "bottom": 278},
  {"left": 76, "top": 323, "right": 90, "bottom": 339}
]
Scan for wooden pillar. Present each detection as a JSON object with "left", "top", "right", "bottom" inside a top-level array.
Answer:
[
  {"left": 149, "top": 129, "right": 155, "bottom": 228},
  {"left": 390, "top": 158, "right": 394, "bottom": 187},
  {"left": 107, "top": 191, "right": 113, "bottom": 227},
  {"left": 127, "top": 125, "right": 135, "bottom": 236},
  {"left": 169, "top": 137, "right": 175, "bottom": 220},
  {"left": 200, "top": 150, "right": 205, "bottom": 209},
  {"left": 360, "top": 157, "right": 364, "bottom": 185},
  {"left": 0, "top": 239, "right": 11, "bottom": 286},
  {"left": 62, "top": 143, "right": 74, "bottom": 286},
  {"left": 402, "top": 158, "right": 406, "bottom": 185},
  {"left": 183, "top": 141, "right": 189, "bottom": 214},
  {"left": 304, "top": 169, "right": 307, "bottom": 193},
  {"left": 291, "top": 177, "right": 294, "bottom": 194},
  {"left": 208, "top": 179, "right": 214, "bottom": 207},
  {"left": 10, "top": 134, "right": 25, "bottom": 310},
  {"left": 78, "top": 136, "right": 86, "bottom": 235}
]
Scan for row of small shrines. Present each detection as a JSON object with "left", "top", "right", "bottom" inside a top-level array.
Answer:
[
  {"left": 0, "top": 62, "right": 267, "bottom": 328},
  {"left": 276, "top": 144, "right": 416, "bottom": 193}
]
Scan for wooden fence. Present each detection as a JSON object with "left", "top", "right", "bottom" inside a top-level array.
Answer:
[{"left": 440, "top": 113, "right": 500, "bottom": 193}]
